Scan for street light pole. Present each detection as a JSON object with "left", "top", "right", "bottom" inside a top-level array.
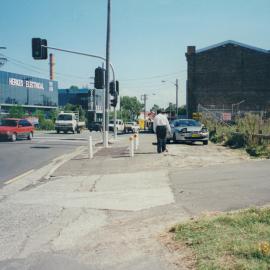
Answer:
[
  {"left": 161, "top": 79, "right": 179, "bottom": 117},
  {"left": 175, "top": 79, "right": 179, "bottom": 117},
  {"left": 141, "top": 94, "right": 147, "bottom": 130},
  {"left": 104, "top": 0, "right": 111, "bottom": 148}
]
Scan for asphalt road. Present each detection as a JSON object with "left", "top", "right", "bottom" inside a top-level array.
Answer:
[{"left": 0, "top": 130, "right": 102, "bottom": 185}]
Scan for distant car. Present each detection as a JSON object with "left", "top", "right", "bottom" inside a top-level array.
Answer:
[
  {"left": 167, "top": 119, "right": 209, "bottom": 145},
  {"left": 0, "top": 118, "right": 34, "bottom": 142},
  {"left": 109, "top": 119, "right": 125, "bottom": 133},
  {"left": 124, "top": 121, "right": 140, "bottom": 133},
  {"left": 88, "top": 121, "right": 102, "bottom": 132}
]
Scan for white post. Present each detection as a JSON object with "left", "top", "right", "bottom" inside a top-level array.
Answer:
[
  {"left": 129, "top": 136, "right": 134, "bottom": 157},
  {"left": 134, "top": 133, "right": 139, "bottom": 150},
  {"left": 88, "top": 135, "right": 93, "bottom": 159}
]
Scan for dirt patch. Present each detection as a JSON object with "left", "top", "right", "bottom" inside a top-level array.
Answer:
[{"left": 159, "top": 231, "right": 196, "bottom": 270}]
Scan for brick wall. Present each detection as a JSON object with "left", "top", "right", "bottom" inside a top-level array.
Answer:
[{"left": 186, "top": 43, "right": 270, "bottom": 117}]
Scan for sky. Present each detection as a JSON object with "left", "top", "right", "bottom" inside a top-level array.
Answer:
[{"left": 0, "top": 0, "right": 270, "bottom": 110}]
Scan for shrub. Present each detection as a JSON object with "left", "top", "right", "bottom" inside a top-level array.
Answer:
[
  {"left": 225, "top": 132, "right": 246, "bottom": 148},
  {"left": 39, "top": 119, "right": 54, "bottom": 130}
]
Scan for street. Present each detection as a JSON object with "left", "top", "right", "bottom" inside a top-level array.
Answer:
[
  {"left": 0, "top": 133, "right": 269, "bottom": 270},
  {"left": 0, "top": 130, "right": 102, "bottom": 186}
]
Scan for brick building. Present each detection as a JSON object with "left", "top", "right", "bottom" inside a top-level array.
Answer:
[{"left": 185, "top": 40, "right": 270, "bottom": 117}]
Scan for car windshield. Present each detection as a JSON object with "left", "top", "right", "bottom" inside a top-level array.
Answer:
[
  {"left": 0, "top": 119, "right": 18, "bottom": 127},
  {"left": 127, "top": 122, "right": 134, "bottom": 125},
  {"left": 174, "top": 119, "right": 201, "bottom": 127},
  {"left": 57, "top": 114, "right": 72, "bottom": 121}
]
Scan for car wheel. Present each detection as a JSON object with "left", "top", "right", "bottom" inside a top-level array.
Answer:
[
  {"left": 11, "top": 133, "right": 17, "bottom": 142},
  {"left": 203, "top": 140, "right": 208, "bottom": 145},
  {"left": 64, "top": 131, "right": 68, "bottom": 134},
  {"left": 173, "top": 133, "right": 177, "bottom": 143},
  {"left": 27, "top": 132, "right": 33, "bottom": 140},
  {"left": 56, "top": 129, "right": 60, "bottom": 134}
]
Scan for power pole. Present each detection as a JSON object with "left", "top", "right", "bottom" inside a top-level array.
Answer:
[
  {"left": 141, "top": 94, "right": 147, "bottom": 130},
  {"left": 175, "top": 79, "right": 179, "bottom": 117}
]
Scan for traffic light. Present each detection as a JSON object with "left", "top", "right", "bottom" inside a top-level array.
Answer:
[
  {"left": 115, "top": 80, "right": 119, "bottom": 95},
  {"left": 109, "top": 81, "right": 115, "bottom": 95},
  {"left": 32, "top": 38, "right": 48, "bottom": 60},
  {"left": 110, "top": 93, "right": 118, "bottom": 107},
  {"left": 94, "top": 67, "right": 105, "bottom": 89},
  {"left": 109, "top": 80, "right": 119, "bottom": 95}
]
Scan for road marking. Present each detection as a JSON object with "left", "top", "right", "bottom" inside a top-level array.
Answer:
[{"left": 4, "top": 169, "right": 35, "bottom": 185}]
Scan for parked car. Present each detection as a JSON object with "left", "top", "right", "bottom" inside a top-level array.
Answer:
[
  {"left": 167, "top": 119, "right": 209, "bottom": 145},
  {"left": 88, "top": 121, "right": 102, "bottom": 132},
  {"left": 124, "top": 121, "right": 140, "bottom": 133},
  {"left": 0, "top": 118, "right": 34, "bottom": 142}
]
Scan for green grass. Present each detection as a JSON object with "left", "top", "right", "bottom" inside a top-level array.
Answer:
[{"left": 173, "top": 208, "right": 270, "bottom": 270}]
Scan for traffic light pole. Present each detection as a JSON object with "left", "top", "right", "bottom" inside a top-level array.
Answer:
[
  {"left": 104, "top": 0, "right": 111, "bottom": 148},
  {"left": 41, "top": 44, "right": 116, "bottom": 148}
]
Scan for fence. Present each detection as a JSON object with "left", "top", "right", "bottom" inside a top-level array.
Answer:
[{"left": 197, "top": 104, "right": 269, "bottom": 123}]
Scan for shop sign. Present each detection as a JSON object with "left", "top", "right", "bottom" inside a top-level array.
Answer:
[{"left": 9, "top": 78, "right": 44, "bottom": 90}]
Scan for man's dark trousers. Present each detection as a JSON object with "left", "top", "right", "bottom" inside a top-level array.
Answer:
[{"left": 156, "top": 125, "right": 167, "bottom": 153}]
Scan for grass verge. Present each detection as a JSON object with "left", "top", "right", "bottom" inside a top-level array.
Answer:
[{"left": 172, "top": 208, "right": 270, "bottom": 270}]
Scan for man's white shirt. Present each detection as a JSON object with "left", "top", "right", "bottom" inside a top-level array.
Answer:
[{"left": 153, "top": 113, "right": 171, "bottom": 133}]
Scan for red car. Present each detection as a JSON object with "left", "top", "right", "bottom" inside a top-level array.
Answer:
[{"left": 0, "top": 118, "right": 34, "bottom": 142}]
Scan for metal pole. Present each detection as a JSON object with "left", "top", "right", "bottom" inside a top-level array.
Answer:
[
  {"left": 114, "top": 106, "right": 117, "bottom": 138},
  {"left": 176, "top": 79, "right": 179, "bottom": 117},
  {"left": 142, "top": 94, "right": 147, "bottom": 130},
  {"left": 104, "top": 0, "right": 111, "bottom": 147}
]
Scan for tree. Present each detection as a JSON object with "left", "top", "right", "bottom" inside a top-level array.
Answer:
[
  {"left": 120, "top": 96, "right": 143, "bottom": 121},
  {"left": 150, "top": 104, "right": 160, "bottom": 113},
  {"left": 178, "top": 105, "right": 187, "bottom": 116},
  {"left": 69, "top": 85, "right": 79, "bottom": 91},
  {"left": 63, "top": 103, "right": 85, "bottom": 121},
  {"left": 8, "top": 105, "right": 25, "bottom": 118}
]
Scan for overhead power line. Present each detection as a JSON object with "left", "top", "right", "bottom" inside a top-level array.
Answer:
[
  {"left": 120, "top": 70, "right": 186, "bottom": 81},
  {"left": 1, "top": 54, "right": 90, "bottom": 81}
]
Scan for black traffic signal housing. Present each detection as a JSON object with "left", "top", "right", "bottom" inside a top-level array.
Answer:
[
  {"left": 110, "top": 93, "right": 118, "bottom": 107},
  {"left": 109, "top": 81, "right": 115, "bottom": 95},
  {"left": 32, "top": 38, "right": 48, "bottom": 60},
  {"left": 109, "top": 80, "right": 119, "bottom": 107},
  {"left": 94, "top": 67, "right": 105, "bottom": 89},
  {"left": 109, "top": 80, "right": 119, "bottom": 95},
  {"left": 115, "top": 80, "right": 119, "bottom": 95}
]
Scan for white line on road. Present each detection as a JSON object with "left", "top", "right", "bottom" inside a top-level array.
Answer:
[{"left": 4, "top": 169, "right": 35, "bottom": 185}]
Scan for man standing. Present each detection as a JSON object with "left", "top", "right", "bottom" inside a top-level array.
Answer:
[{"left": 153, "top": 109, "right": 171, "bottom": 153}]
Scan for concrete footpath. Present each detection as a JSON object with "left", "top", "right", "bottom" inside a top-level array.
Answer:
[{"left": 0, "top": 133, "right": 269, "bottom": 270}]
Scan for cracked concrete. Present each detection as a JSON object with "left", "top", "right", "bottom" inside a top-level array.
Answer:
[{"left": 0, "top": 133, "right": 267, "bottom": 270}]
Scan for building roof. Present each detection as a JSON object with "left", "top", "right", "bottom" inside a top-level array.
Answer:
[
  {"left": 196, "top": 40, "right": 269, "bottom": 54},
  {"left": 58, "top": 88, "right": 90, "bottom": 94}
]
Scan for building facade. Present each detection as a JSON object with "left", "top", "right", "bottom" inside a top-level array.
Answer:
[
  {"left": 58, "top": 87, "right": 104, "bottom": 122},
  {"left": 186, "top": 40, "right": 270, "bottom": 117},
  {"left": 0, "top": 70, "right": 58, "bottom": 114}
]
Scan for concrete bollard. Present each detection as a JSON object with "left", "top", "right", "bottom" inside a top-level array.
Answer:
[
  {"left": 129, "top": 136, "right": 134, "bottom": 157},
  {"left": 88, "top": 135, "right": 93, "bottom": 159},
  {"left": 133, "top": 133, "right": 139, "bottom": 150}
]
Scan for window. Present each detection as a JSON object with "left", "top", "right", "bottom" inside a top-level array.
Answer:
[{"left": 0, "top": 119, "right": 18, "bottom": 127}]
